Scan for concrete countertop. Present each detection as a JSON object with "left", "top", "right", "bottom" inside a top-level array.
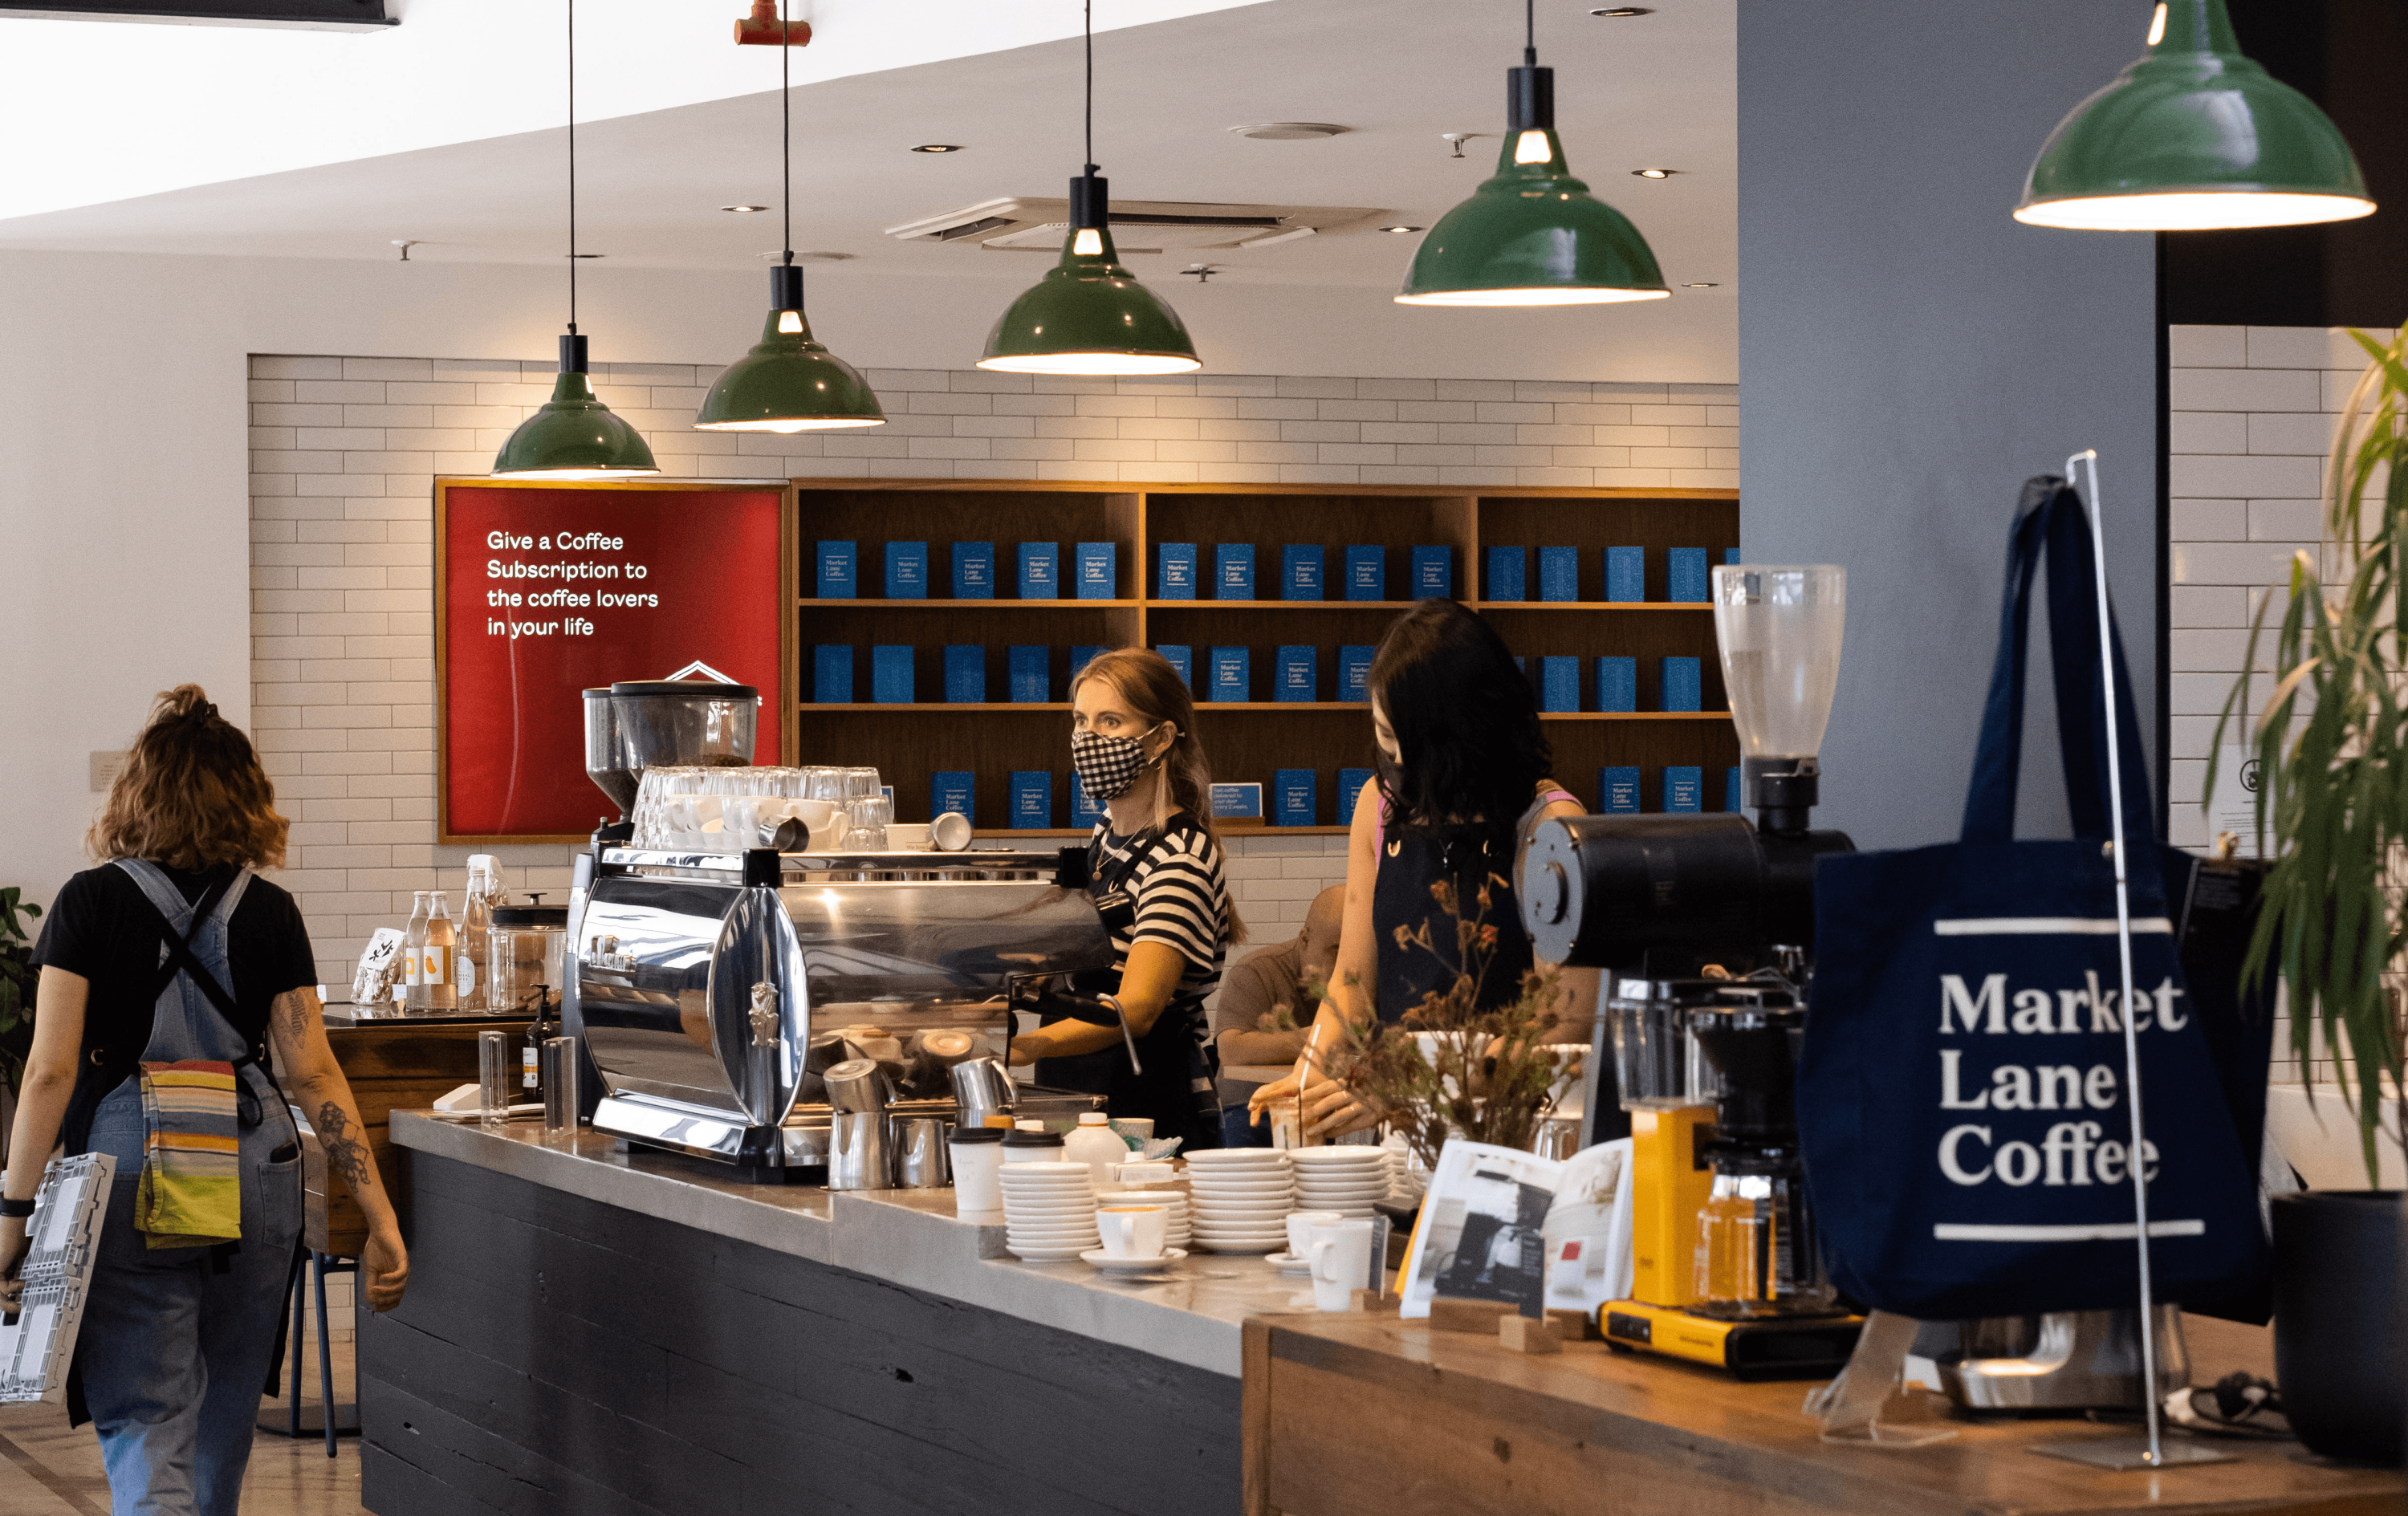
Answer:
[{"left": 391, "top": 1110, "right": 1322, "bottom": 1378}]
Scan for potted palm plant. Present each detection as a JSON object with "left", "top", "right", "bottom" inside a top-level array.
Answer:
[{"left": 2211, "top": 325, "right": 2408, "bottom": 1465}]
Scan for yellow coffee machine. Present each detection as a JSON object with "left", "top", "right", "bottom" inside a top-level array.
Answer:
[{"left": 1518, "top": 566, "right": 1860, "bottom": 1378}]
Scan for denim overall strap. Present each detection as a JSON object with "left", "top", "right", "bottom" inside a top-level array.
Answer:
[{"left": 113, "top": 860, "right": 254, "bottom": 1067}]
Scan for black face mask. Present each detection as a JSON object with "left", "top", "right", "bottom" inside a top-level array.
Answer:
[{"left": 1072, "top": 725, "right": 1166, "bottom": 803}]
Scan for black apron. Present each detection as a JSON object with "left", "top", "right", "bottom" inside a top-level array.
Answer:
[
  {"left": 1373, "top": 792, "right": 1556, "bottom": 1024},
  {"left": 1033, "top": 816, "right": 1223, "bottom": 1151}
]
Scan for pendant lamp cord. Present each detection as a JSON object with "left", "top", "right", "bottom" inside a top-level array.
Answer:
[
  {"left": 1525, "top": 0, "right": 1536, "bottom": 66},
  {"left": 567, "top": 0, "right": 578, "bottom": 336},
  {"left": 1084, "top": 0, "right": 1096, "bottom": 175},
  {"left": 782, "top": 0, "right": 795, "bottom": 276}
]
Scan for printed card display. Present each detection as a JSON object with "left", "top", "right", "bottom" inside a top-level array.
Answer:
[
  {"left": 932, "top": 770, "right": 975, "bottom": 825},
  {"left": 1282, "top": 545, "right": 1324, "bottom": 601},
  {"left": 1274, "top": 769, "right": 1316, "bottom": 827},
  {"left": 952, "top": 541, "right": 995, "bottom": 599},
  {"left": 1606, "top": 546, "right": 1645, "bottom": 603},
  {"left": 1397, "top": 1138, "right": 1634, "bottom": 1321},
  {"left": 1157, "top": 542, "right": 1198, "bottom": 599},
  {"left": 1725, "top": 765, "right": 1744, "bottom": 813},
  {"left": 1216, "top": 543, "right": 1256, "bottom": 600},
  {"left": 1664, "top": 766, "right": 1703, "bottom": 813},
  {"left": 1412, "top": 546, "right": 1452, "bottom": 599},
  {"left": 1007, "top": 645, "right": 1048, "bottom": 704},
  {"left": 1595, "top": 656, "right": 1637, "bottom": 713},
  {"left": 1725, "top": 547, "right": 1742, "bottom": 565},
  {"left": 1660, "top": 656, "right": 1702, "bottom": 713},
  {"left": 1667, "top": 547, "right": 1710, "bottom": 604},
  {"left": 1017, "top": 542, "right": 1060, "bottom": 599},
  {"left": 871, "top": 644, "right": 914, "bottom": 704},
  {"left": 1071, "top": 772, "right": 1104, "bottom": 828},
  {"left": 1487, "top": 545, "right": 1527, "bottom": 602},
  {"left": 1275, "top": 644, "right": 1316, "bottom": 702},
  {"left": 1070, "top": 644, "right": 1104, "bottom": 678},
  {"left": 1345, "top": 545, "right": 1385, "bottom": 601},
  {"left": 885, "top": 542, "right": 929, "bottom": 599},
  {"left": 1208, "top": 782, "right": 1263, "bottom": 819},
  {"left": 1597, "top": 766, "right": 1641, "bottom": 813},
  {"left": 812, "top": 644, "right": 853, "bottom": 703},
  {"left": 816, "top": 540, "right": 857, "bottom": 599},
  {"left": 1156, "top": 644, "right": 1194, "bottom": 689},
  {"left": 1209, "top": 646, "right": 1250, "bottom": 702},
  {"left": 1076, "top": 542, "right": 1117, "bottom": 599},
  {"left": 1337, "top": 644, "right": 1375, "bottom": 703},
  {"left": 1539, "top": 546, "right": 1578, "bottom": 603},
  {"left": 1010, "top": 770, "right": 1052, "bottom": 830},
  {"left": 1540, "top": 656, "right": 1580, "bottom": 713},
  {"left": 942, "top": 644, "right": 985, "bottom": 703}
]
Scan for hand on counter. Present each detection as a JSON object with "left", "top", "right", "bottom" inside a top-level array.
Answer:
[{"left": 360, "top": 1223, "right": 410, "bottom": 1312}]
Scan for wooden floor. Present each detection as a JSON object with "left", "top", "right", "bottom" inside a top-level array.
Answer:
[{"left": 0, "top": 1339, "right": 366, "bottom": 1516}]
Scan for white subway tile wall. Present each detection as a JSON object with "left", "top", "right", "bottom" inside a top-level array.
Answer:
[
  {"left": 249, "top": 354, "right": 1723, "bottom": 990},
  {"left": 2167, "top": 323, "right": 2392, "bottom": 1084}
]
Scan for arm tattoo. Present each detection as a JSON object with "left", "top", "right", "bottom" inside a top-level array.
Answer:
[{"left": 315, "top": 1100, "right": 376, "bottom": 1195}]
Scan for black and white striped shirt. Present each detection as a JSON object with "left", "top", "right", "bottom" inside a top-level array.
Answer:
[{"left": 1090, "top": 815, "right": 1230, "bottom": 1054}]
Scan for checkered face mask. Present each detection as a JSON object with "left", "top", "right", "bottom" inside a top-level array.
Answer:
[{"left": 1072, "top": 725, "right": 1165, "bottom": 804}]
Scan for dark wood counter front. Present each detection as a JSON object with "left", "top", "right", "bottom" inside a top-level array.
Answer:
[
  {"left": 1242, "top": 1311, "right": 2402, "bottom": 1516},
  {"left": 310, "top": 1010, "right": 525, "bottom": 1254}
]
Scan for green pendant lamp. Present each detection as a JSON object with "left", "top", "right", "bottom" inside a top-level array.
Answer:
[
  {"left": 2015, "top": 0, "right": 2373, "bottom": 231},
  {"left": 977, "top": 2, "right": 1199, "bottom": 376},
  {"left": 494, "top": 0, "right": 658, "bottom": 479},
  {"left": 1397, "top": 0, "right": 1668, "bottom": 307},
  {"left": 695, "top": 0, "right": 884, "bottom": 432}
]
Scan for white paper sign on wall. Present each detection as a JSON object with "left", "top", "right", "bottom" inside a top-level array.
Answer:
[{"left": 2203, "top": 744, "right": 2266, "bottom": 859}]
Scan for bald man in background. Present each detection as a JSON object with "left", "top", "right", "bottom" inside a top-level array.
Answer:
[{"left": 1213, "top": 884, "right": 1344, "bottom": 1148}]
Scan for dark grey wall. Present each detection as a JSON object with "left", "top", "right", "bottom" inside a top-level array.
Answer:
[{"left": 1739, "top": 3, "right": 2161, "bottom": 851}]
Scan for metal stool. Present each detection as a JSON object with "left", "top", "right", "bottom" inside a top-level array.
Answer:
[{"left": 259, "top": 1249, "right": 360, "bottom": 1456}]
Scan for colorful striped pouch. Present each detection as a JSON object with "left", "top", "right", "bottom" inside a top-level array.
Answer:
[{"left": 134, "top": 1059, "right": 242, "bottom": 1250}]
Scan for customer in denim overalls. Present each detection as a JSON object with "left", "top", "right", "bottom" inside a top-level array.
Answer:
[{"left": 2, "top": 685, "right": 410, "bottom": 1516}]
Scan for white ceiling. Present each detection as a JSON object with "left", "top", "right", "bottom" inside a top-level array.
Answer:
[{"left": 0, "top": 0, "right": 1735, "bottom": 353}]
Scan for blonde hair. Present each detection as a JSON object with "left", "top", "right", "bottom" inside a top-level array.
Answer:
[
  {"left": 1072, "top": 648, "right": 1247, "bottom": 944},
  {"left": 88, "top": 685, "right": 289, "bottom": 871}
]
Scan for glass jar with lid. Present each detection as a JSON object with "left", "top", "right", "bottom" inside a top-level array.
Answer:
[{"left": 488, "top": 903, "right": 567, "bottom": 1017}]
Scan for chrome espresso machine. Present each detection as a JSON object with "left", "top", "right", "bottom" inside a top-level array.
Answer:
[{"left": 564, "top": 681, "right": 1110, "bottom": 1177}]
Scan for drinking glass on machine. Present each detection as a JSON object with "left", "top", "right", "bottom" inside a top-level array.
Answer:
[
  {"left": 478, "top": 1030, "right": 512, "bottom": 1127},
  {"left": 842, "top": 766, "right": 882, "bottom": 799}
]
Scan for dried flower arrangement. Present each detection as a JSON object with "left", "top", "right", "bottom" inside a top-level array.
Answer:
[{"left": 1312, "top": 874, "right": 1572, "bottom": 1170}]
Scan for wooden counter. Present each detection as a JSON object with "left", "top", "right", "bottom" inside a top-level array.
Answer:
[
  {"left": 1242, "top": 1311, "right": 2402, "bottom": 1516},
  {"left": 307, "top": 1010, "right": 526, "bottom": 1254}
]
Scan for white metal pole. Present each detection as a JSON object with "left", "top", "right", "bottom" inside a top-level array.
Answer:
[{"left": 2066, "top": 449, "right": 2163, "bottom": 1467}]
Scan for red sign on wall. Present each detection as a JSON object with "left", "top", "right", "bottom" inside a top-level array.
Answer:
[{"left": 437, "top": 482, "right": 793, "bottom": 841}]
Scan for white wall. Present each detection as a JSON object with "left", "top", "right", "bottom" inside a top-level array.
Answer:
[{"left": 0, "top": 246, "right": 1736, "bottom": 918}]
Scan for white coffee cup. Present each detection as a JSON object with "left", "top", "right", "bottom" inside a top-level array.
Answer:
[
  {"left": 1308, "top": 1217, "right": 1376, "bottom": 1311},
  {"left": 1096, "top": 1205, "right": 1169, "bottom": 1259},
  {"left": 1286, "top": 1209, "right": 1345, "bottom": 1260}
]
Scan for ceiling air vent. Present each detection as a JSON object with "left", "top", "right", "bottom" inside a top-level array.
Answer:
[{"left": 885, "top": 197, "right": 1387, "bottom": 255}]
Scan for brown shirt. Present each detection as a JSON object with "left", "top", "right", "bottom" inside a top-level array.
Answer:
[{"left": 1211, "top": 937, "right": 1316, "bottom": 1101}]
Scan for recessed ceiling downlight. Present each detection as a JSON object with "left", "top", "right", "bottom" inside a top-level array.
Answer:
[
  {"left": 1379, "top": 226, "right": 1425, "bottom": 234},
  {"left": 722, "top": 204, "right": 769, "bottom": 213},
  {"left": 911, "top": 144, "right": 966, "bottom": 153},
  {"left": 1228, "top": 122, "right": 1350, "bottom": 140},
  {"left": 1631, "top": 169, "right": 1678, "bottom": 179},
  {"left": 1590, "top": 6, "right": 1653, "bottom": 14}
]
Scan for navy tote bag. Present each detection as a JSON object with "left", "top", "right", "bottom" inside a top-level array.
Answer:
[{"left": 1797, "top": 477, "right": 2266, "bottom": 1321}]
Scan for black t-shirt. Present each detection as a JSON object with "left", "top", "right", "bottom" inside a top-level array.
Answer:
[{"left": 32, "top": 861, "right": 317, "bottom": 1051}]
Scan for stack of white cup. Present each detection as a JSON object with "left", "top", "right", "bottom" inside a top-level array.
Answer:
[
  {"left": 1182, "top": 1149, "right": 1295, "bottom": 1253},
  {"left": 1291, "top": 1147, "right": 1389, "bottom": 1218}
]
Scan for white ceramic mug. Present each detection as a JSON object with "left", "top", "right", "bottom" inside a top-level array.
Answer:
[
  {"left": 1308, "top": 1218, "right": 1376, "bottom": 1311},
  {"left": 1096, "top": 1205, "right": 1169, "bottom": 1259},
  {"left": 1286, "top": 1209, "right": 1344, "bottom": 1260}
]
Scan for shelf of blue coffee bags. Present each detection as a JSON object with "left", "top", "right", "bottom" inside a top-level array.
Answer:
[{"left": 789, "top": 481, "right": 1741, "bottom": 836}]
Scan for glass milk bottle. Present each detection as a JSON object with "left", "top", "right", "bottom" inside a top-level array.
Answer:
[
  {"left": 459, "top": 856, "right": 499, "bottom": 1011},
  {"left": 423, "top": 892, "right": 458, "bottom": 1011},
  {"left": 401, "top": 891, "right": 430, "bottom": 1010}
]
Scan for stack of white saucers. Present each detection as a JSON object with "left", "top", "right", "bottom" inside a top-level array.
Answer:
[
  {"left": 998, "top": 1160, "right": 1100, "bottom": 1262},
  {"left": 1182, "top": 1149, "right": 1295, "bottom": 1254},
  {"left": 1290, "top": 1146, "right": 1390, "bottom": 1218},
  {"left": 1096, "top": 1188, "right": 1192, "bottom": 1250}
]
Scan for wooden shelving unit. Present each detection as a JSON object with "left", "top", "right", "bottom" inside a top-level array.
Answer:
[{"left": 790, "top": 480, "right": 1741, "bottom": 835}]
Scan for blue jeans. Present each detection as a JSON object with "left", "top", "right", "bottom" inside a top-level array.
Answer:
[
  {"left": 1220, "top": 1102, "right": 1273, "bottom": 1149},
  {"left": 80, "top": 1079, "right": 302, "bottom": 1516}
]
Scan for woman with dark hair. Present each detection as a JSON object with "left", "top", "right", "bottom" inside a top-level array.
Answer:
[
  {"left": 0, "top": 685, "right": 409, "bottom": 1516},
  {"left": 1251, "top": 599, "right": 1592, "bottom": 1136},
  {"left": 1007, "top": 648, "right": 1243, "bottom": 1151}
]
